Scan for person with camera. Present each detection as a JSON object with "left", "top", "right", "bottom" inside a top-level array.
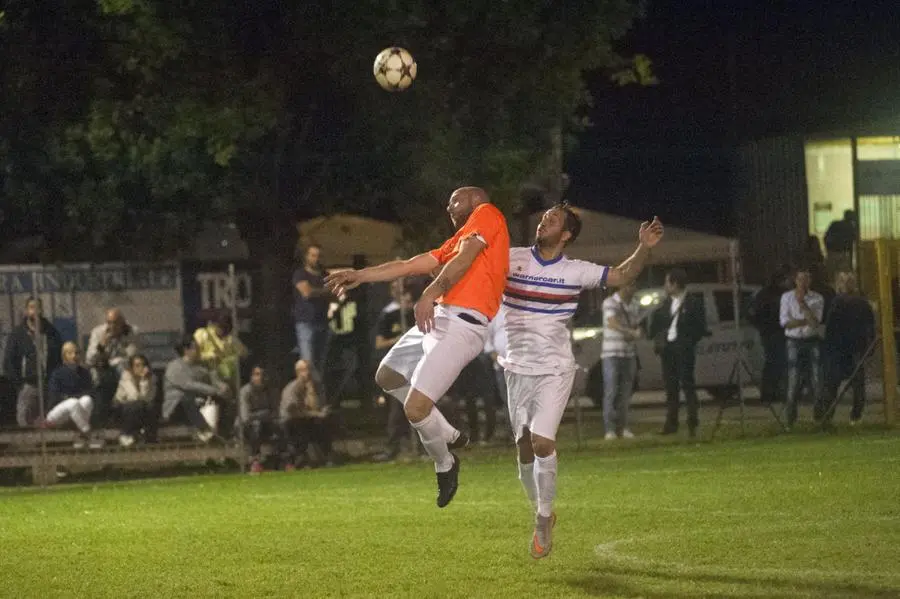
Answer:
[{"left": 86, "top": 308, "right": 141, "bottom": 429}]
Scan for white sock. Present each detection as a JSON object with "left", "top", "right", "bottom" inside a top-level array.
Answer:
[
  {"left": 411, "top": 409, "right": 454, "bottom": 473},
  {"left": 534, "top": 452, "right": 558, "bottom": 518},
  {"left": 392, "top": 385, "right": 459, "bottom": 443},
  {"left": 518, "top": 461, "right": 538, "bottom": 510},
  {"left": 431, "top": 407, "right": 461, "bottom": 443},
  {"left": 386, "top": 384, "right": 410, "bottom": 404}
]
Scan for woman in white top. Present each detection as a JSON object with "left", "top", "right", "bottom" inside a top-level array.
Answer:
[{"left": 114, "top": 354, "right": 158, "bottom": 447}]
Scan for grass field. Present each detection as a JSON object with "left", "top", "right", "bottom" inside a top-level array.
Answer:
[{"left": 1, "top": 429, "right": 898, "bottom": 599}]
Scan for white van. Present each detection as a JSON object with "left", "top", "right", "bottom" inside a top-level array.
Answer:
[{"left": 570, "top": 283, "right": 764, "bottom": 402}]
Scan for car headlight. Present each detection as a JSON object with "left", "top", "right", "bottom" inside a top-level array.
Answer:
[{"left": 572, "top": 328, "right": 600, "bottom": 342}]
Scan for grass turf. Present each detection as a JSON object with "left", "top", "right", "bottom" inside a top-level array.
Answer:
[{"left": 0, "top": 430, "right": 898, "bottom": 599}]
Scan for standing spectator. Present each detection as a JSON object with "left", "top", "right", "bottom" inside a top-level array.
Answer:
[
  {"left": 601, "top": 282, "right": 641, "bottom": 440},
  {"left": 748, "top": 266, "right": 792, "bottom": 404},
  {"left": 649, "top": 269, "right": 707, "bottom": 437},
  {"left": 372, "top": 286, "right": 418, "bottom": 462},
  {"left": 280, "top": 359, "right": 335, "bottom": 468},
  {"left": 3, "top": 297, "right": 62, "bottom": 427},
  {"left": 824, "top": 210, "right": 857, "bottom": 276},
  {"left": 779, "top": 267, "right": 825, "bottom": 429},
  {"left": 194, "top": 310, "right": 248, "bottom": 436},
  {"left": 86, "top": 308, "right": 140, "bottom": 429},
  {"left": 239, "top": 365, "right": 277, "bottom": 473},
  {"left": 292, "top": 244, "right": 332, "bottom": 375},
  {"left": 43, "top": 342, "right": 103, "bottom": 449},
  {"left": 822, "top": 273, "right": 875, "bottom": 426},
  {"left": 113, "top": 354, "right": 158, "bottom": 447},
  {"left": 162, "top": 335, "right": 229, "bottom": 443}
]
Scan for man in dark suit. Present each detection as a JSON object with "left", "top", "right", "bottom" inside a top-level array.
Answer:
[{"left": 649, "top": 268, "right": 707, "bottom": 437}]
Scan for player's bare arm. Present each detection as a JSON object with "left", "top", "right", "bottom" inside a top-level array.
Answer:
[
  {"left": 606, "top": 217, "right": 664, "bottom": 288},
  {"left": 415, "top": 235, "right": 486, "bottom": 333},
  {"left": 325, "top": 253, "right": 439, "bottom": 296}
]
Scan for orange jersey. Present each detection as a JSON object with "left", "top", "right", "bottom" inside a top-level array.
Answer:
[{"left": 429, "top": 203, "right": 510, "bottom": 319}]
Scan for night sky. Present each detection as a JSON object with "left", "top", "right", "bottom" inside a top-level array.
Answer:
[{"left": 568, "top": 0, "right": 900, "bottom": 235}]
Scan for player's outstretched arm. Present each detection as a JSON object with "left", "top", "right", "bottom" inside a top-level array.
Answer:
[
  {"left": 325, "top": 253, "right": 439, "bottom": 296},
  {"left": 606, "top": 216, "right": 664, "bottom": 288}
]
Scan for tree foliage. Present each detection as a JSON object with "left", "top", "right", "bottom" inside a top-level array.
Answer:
[{"left": 0, "top": 0, "right": 643, "bottom": 257}]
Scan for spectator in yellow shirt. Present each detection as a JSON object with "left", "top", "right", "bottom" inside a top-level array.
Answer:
[{"left": 193, "top": 310, "right": 248, "bottom": 387}]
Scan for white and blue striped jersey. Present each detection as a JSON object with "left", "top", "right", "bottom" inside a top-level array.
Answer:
[{"left": 500, "top": 246, "right": 609, "bottom": 375}]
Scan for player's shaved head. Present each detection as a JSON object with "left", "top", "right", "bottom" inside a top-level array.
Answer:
[
  {"left": 447, "top": 186, "right": 489, "bottom": 229},
  {"left": 454, "top": 186, "right": 489, "bottom": 205}
]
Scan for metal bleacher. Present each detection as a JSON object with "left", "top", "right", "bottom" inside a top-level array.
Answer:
[{"left": 0, "top": 423, "right": 372, "bottom": 486}]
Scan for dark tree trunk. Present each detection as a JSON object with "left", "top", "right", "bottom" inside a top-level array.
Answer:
[{"left": 238, "top": 206, "right": 297, "bottom": 390}]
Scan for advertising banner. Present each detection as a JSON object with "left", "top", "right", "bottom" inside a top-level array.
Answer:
[{"left": 0, "top": 263, "right": 183, "bottom": 370}]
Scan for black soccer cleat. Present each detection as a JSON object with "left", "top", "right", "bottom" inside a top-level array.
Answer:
[
  {"left": 436, "top": 453, "right": 460, "bottom": 508},
  {"left": 447, "top": 431, "right": 470, "bottom": 451}
]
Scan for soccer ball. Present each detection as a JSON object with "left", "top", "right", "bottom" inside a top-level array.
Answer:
[{"left": 373, "top": 47, "right": 417, "bottom": 92}]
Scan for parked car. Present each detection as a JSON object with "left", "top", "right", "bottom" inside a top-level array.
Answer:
[{"left": 570, "top": 283, "right": 764, "bottom": 403}]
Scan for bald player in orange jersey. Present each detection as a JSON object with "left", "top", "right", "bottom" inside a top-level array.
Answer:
[{"left": 327, "top": 187, "right": 510, "bottom": 507}]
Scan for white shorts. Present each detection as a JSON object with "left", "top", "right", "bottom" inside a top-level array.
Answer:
[
  {"left": 379, "top": 305, "right": 488, "bottom": 403},
  {"left": 505, "top": 370, "right": 576, "bottom": 442}
]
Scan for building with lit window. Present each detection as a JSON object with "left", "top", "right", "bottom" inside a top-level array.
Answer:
[{"left": 736, "top": 125, "right": 900, "bottom": 289}]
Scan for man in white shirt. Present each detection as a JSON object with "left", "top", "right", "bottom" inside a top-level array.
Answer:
[
  {"left": 648, "top": 269, "right": 708, "bottom": 437},
  {"left": 600, "top": 283, "right": 641, "bottom": 440},
  {"left": 779, "top": 267, "right": 825, "bottom": 429},
  {"left": 502, "top": 203, "right": 663, "bottom": 558}
]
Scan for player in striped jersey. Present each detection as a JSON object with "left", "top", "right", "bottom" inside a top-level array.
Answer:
[{"left": 502, "top": 203, "right": 663, "bottom": 558}]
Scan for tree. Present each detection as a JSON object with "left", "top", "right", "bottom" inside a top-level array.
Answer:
[{"left": 0, "top": 0, "right": 643, "bottom": 381}]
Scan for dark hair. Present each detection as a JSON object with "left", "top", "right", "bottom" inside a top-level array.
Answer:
[
  {"left": 129, "top": 354, "right": 150, "bottom": 369},
  {"left": 174, "top": 334, "right": 196, "bottom": 357},
  {"left": 551, "top": 202, "right": 582, "bottom": 245},
  {"left": 666, "top": 268, "right": 688, "bottom": 290},
  {"left": 214, "top": 309, "right": 233, "bottom": 334},
  {"left": 768, "top": 264, "right": 793, "bottom": 287}
]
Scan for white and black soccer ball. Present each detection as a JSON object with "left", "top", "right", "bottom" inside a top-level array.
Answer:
[{"left": 373, "top": 47, "right": 417, "bottom": 92}]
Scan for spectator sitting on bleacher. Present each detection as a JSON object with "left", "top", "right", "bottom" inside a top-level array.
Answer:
[
  {"left": 194, "top": 310, "right": 247, "bottom": 437},
  {"left": 86, "top": 308, "right": 140, "bottom": 373},
  {"left": 239, "top": 366, "right": 277, "bottom": 474},
  {"left": 162, "top": 335, "right": 229, "bottom": 443},
  {"left": 194, "top": 310, "right": 248, "bottom": 386},
  {"left": 280, "top": 359, "right": 335, "bottom": 468},
  {"left": 2, "top": 297, "right": 63, "bottom": 427},
  {"left": 42, "top": 342, "right": 104, "bottom": 449},
  {"left": 86, "top": 308, "right": 140, "bottom": 431},
  {"left": 113, "top": 354, "right": 158, "bottom": 448}
]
